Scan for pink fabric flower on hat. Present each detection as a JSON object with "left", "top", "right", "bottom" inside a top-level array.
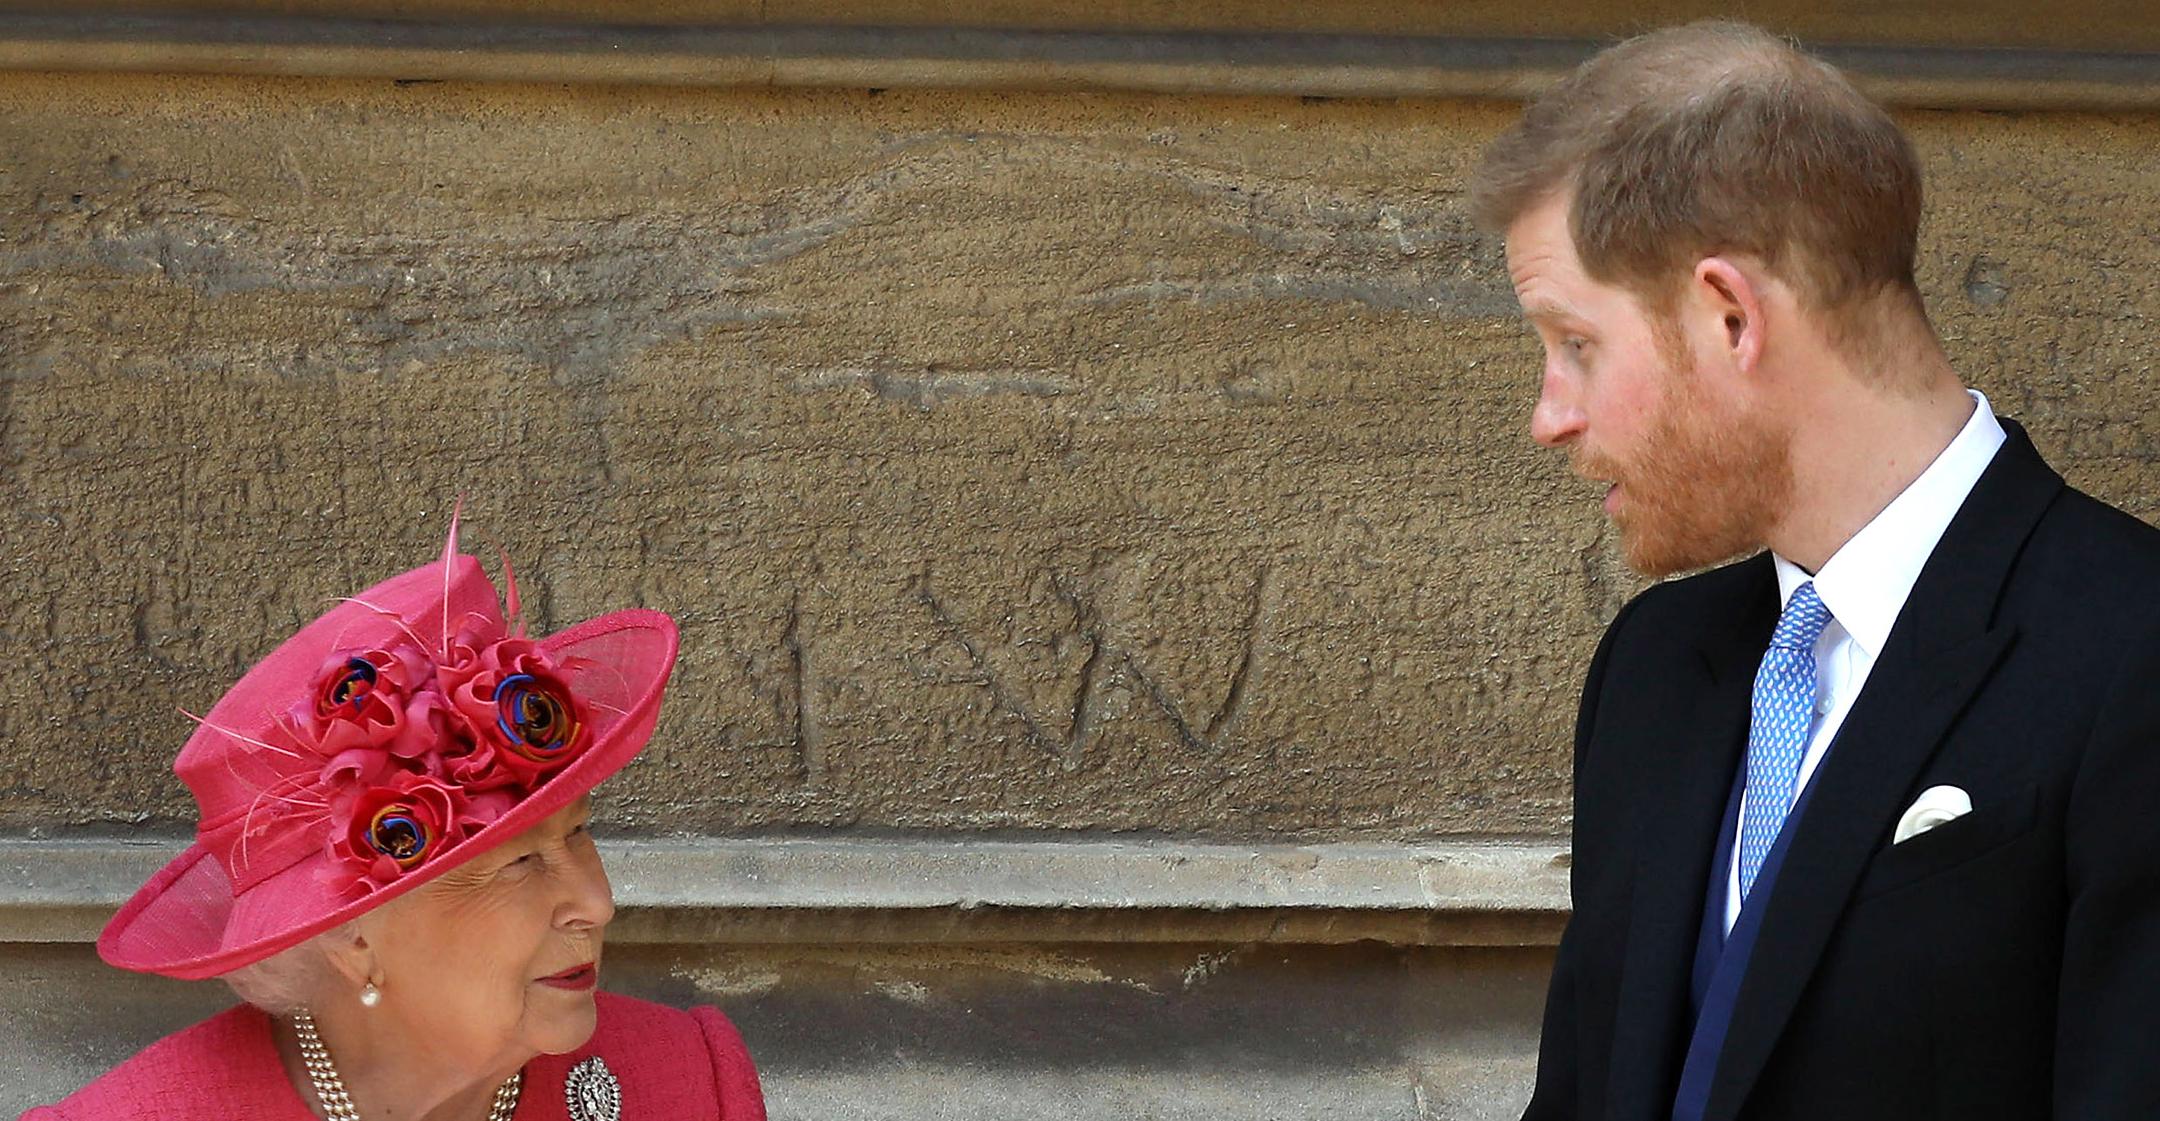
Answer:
[
  {"left": 281, "top": 605, "right": 595, "bottom": 899},
  {"left": 286, "top": 647, "right": 431, "bottom": 757},
  {"left": 435, "top": 633, "right": 593, "bottom": 791},
  {"left": 326, "top": 771, "right": 513, "bottom": 895},
  {"left": 390, "top": 686, "right": 460, "bottom": 774},
  {"left": 293, "top": 646, "right": 469, "bottom": 795}
]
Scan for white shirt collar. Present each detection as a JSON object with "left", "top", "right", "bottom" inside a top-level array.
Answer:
[{"left": 1772, "top": 389, "right": 2007, "bottom": 656}]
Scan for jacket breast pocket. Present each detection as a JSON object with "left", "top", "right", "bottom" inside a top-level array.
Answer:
[{"left": 1853, "top": 783, "right": 2044, "bottom": 902}]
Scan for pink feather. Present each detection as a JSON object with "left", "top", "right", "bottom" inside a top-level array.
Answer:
[
  {"left": 439, "top": 498, "right": 464, "bottom": 659},
  {"left": 179, "top": 708, "right": 305, "bottom": 760},
  {"left": 499, "top": 548, "right": 524, "bottom": 637},
  {"left": 336, "top": 597, "right": 435, "bottom": 655},
  {"left": 221, "top": 764, "right": 326, "bottom": 874}
]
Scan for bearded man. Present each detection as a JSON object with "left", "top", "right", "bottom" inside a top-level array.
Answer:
[{"left": 1470, "top": 21, "right": 2160, "bottom": 1121}]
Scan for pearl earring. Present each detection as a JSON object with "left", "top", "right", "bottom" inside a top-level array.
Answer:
[{"left": 360, "top": 982, "right": 382, "bottom": 1008}]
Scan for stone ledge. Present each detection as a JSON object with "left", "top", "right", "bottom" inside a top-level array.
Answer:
[
  {"left": 7, "top": 0, "right": 2151, "bottom": 53},
  {"left": 1, "top": 12, "right": 2156, "bottom": 110},
  {"left": 0, "top": 836, "right": 1571, "bottom": 947}
]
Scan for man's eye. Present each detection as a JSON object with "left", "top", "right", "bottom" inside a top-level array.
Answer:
[{"left": 1564, "top": 337, "right": 1590, "bottom": 353}]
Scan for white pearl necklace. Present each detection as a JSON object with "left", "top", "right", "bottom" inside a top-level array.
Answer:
[{"left": 291, "top": 1011, "right": 521, "bottom": 1121}]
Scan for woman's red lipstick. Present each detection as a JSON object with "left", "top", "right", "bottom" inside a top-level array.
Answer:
[{"left": 537, "top": 963, "right": 597, "bottom": 991}]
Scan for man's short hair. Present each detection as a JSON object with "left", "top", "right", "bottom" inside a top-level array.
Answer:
[{"left": 1469, "top": 21, "right": 1925, "bottom": 339}]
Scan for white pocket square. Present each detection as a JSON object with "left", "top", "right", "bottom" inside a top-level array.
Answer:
[{"left": 1893, "top": 785, "right": 1973, "bottom": 845}]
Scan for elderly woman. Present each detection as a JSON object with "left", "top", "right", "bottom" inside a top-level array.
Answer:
[{"left": 21, "top": 530, "right": 765, "bottom": 1120}]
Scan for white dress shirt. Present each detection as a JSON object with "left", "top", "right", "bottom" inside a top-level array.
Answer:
[{"left": 1724, "top": 389, "right": 2006, "bottom": 933}]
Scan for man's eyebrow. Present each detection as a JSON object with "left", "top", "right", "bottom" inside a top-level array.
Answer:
[{"left": 1519, "top": 299, "right": 1579, "bottom": 325}]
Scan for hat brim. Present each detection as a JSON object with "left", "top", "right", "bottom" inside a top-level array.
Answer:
[{"left": 98, "top": 608, "right": 678, "bottom": 980}]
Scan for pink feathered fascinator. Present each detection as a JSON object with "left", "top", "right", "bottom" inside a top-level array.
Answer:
[{"left": 99, "top": 516, "right": 678, "bottom": 980}]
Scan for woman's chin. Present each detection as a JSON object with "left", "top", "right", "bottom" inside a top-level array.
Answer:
[{"left": 525, "top": 998, "right": 600, "bottom": 1056}]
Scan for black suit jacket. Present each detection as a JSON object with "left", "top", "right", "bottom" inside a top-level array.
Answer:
[{"left": 1525, "top": 420, "right": 2160, "bottom": 1121}]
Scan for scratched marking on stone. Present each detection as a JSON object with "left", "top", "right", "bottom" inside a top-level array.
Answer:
[{"left": 914, "top": 562, "right": 1275, "bottom": 766}]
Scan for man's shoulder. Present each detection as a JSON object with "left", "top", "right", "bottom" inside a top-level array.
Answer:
[
  {"left": 1642, "top": 554, "right": 1774, "bottom": 607},
  {"left": 2032, "top": 483, "right": 2160, "bottom": 571},
  {"left": 2008, "top": 483, "right": 2160, "bottom": 634},
  {"left": 1604, "top": 553, "right": 1774, "bottom": 644}
]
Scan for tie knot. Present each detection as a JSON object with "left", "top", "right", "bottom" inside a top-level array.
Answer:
[{"left": 1771, "top": 582, "right": 1832, "bottom": 651}]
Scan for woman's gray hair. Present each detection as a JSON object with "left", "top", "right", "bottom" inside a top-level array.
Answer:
[{"left": 219, "top": 922, "right": 356, "bottom": 1015}]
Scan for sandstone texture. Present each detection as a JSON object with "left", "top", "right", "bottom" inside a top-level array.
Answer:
[
  {"left": 2, "top": 75, "right": 2154, "bottom": 839},
  {"left": 4, "top": 938, "right": 1553, "bottom": 1120},
  {"left": 20, "top": 1, "right": 2159, "bottom": 53}
]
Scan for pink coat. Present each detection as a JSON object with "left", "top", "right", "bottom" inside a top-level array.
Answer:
[{"left": 21, "top": 991, "right": 766, "bottom": 1120}]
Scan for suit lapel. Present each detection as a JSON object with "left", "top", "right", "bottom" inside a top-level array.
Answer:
[
  {"left": 1605, "top": 556, "right": 1777, "bottom": 1121},
  {"left": 1699, "top": 421, "right": 2064, "bottom": 1121}
]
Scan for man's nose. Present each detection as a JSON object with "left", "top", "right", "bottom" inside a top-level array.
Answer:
[{"left": 1530, "top": 366, "right": 1586, "bottom": 448}]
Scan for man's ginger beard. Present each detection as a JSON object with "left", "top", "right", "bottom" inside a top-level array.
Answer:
[{"left": 1576, "top": 324, "right": 1796, "bottom": 577}]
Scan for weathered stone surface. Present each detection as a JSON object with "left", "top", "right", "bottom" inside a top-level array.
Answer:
[
  {"left": 13, "top": 0, "right": 2158, "bottom": 53},
  {"left": 2, "top": 939, "right": 1551, "bottom": 1120},
  {"left": 12, "top": 11, "right": 2157, "bottom": 114},
  {"left": 0, "top": 836, "right": 1573, "bottom": 947},
  {"left": 2, "top": 75, "right": 2154, "bottom": 840}
]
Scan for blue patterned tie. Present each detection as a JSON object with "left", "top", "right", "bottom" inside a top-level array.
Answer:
[{"left": 1737, "top": 581, "right": 1833, "bottom": 904}]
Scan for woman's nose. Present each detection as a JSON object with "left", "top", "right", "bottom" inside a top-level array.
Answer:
[{"left": 559, "top": 849, "right": 617, "bottom": 933}]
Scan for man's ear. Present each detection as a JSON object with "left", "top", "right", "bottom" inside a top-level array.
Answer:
[{"left": 1693, "top": 256, "right": 1768, "bottom": 375}]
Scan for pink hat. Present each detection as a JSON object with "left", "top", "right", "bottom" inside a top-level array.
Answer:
[{"left": 99, "top": 524, "right": 679, "bottom": 980}]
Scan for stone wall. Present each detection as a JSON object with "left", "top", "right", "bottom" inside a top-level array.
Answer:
[
  {"left": 6, "top": 933, "right": 1557, "bottom": 1120},
  {"left": 4, "top": 74, "right": 2157, "bottom": 842}
]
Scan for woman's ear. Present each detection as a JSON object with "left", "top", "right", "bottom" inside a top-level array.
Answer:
[
  {"left": 1693, "top": 255, "right": 1768, "bottom": 375},
  {"left": 317, "top": 919, "right": 377, "bottom": 991}
]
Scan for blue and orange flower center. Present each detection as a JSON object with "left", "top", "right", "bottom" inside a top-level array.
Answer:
[
  {"left": 319, "top": 657, "right": 381, "bottom": 718},
  {"left": 365, "top": 803, "right": 431, "bottom": 868},
  {"left": 493, "top": 673, "right": 580, "bottom": 761}
]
